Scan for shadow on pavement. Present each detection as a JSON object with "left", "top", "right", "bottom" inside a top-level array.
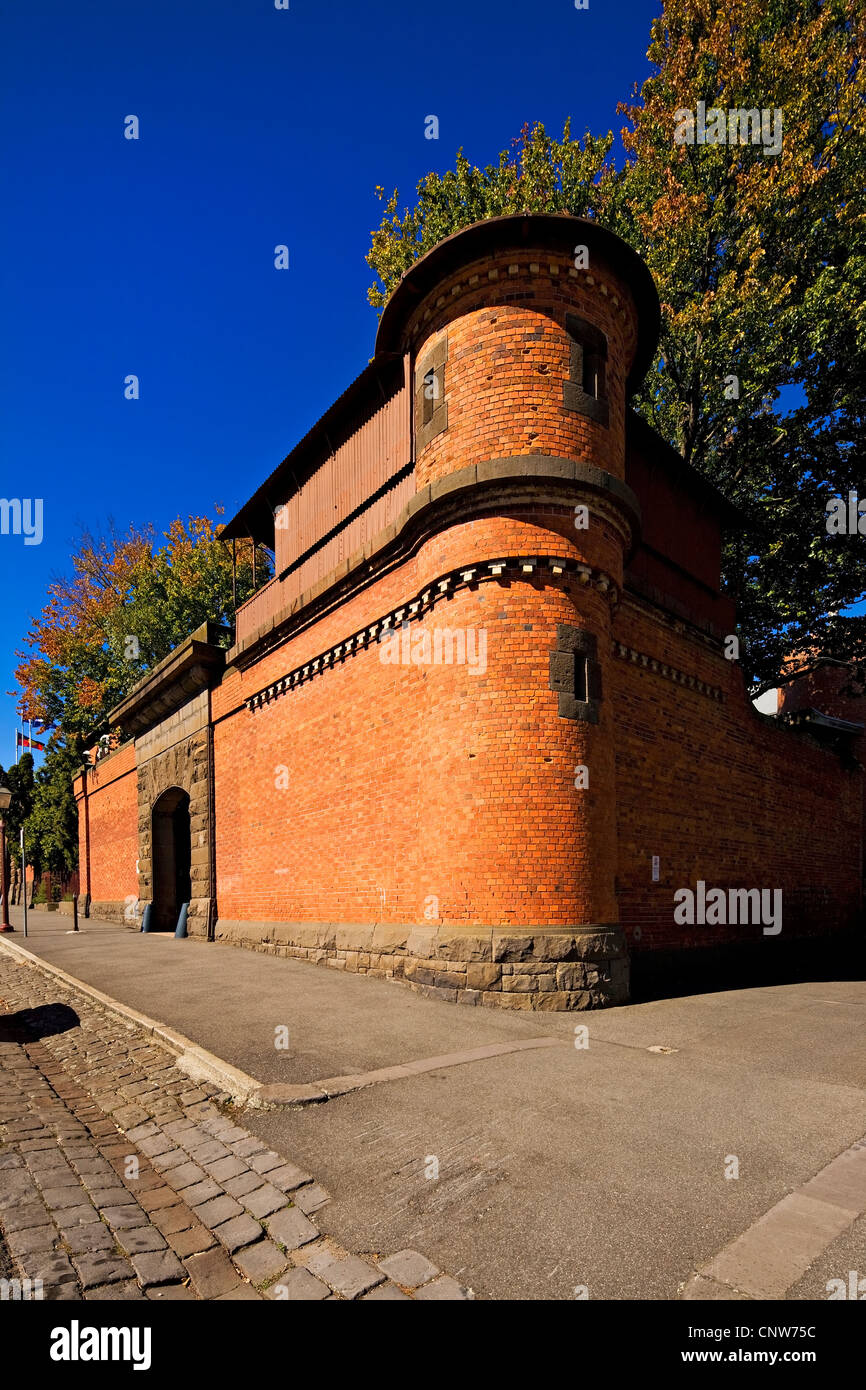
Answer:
[
  {"left": 0, "top": 1002, "right": 80, "bottom": 1044},
  {"left": 631, "top": 931, "right": 866, "bottom": 1003}
]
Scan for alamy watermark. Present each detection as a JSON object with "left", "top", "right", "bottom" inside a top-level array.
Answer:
[
  {"left": 826, "top": 491, "right": 866, "bottom": 535},
  {"left": 827, "top": 1271, "right": 866, "bottom": 1299},
  {"left": 378, "top": 621, "right": 487, "bottom": 675},
  {"left": 674, "top": 102, "right": 782, "bottom": 157},
  {"left": 0, "top": 498, "right": 43, "bottom": 545},
  {"left": 674, "top": 881, "right": 782, "bottom": 935},
  {"left": 1, "top": 1277, "right": 44, "bottom": 1300},
  {"left": 50, "top": 1322, "right": 151, "bottom": 1370}
]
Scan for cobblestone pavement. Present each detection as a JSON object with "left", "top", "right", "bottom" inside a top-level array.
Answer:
[{"left": 0, "top": 955, "right": 474, "bottom": 1301}]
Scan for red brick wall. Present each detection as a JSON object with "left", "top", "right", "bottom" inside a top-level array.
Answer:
[
  {"left": 75, "top": 222, "right": 863, "bottom": 987},
  {"left": 214, "top": 510, "right": 622, "bottom": 929},
  {"left": 74, "top": 743, "right": 139, "bottom": 904},
  {"left": 408, "top": 249, "right": 638, "bottom": 488},
  {"left": 213, "top": 235, "right": 643, "bottom": 935},
  {"left": 779, "top": 664, "right": 866, "bottom": 865},
  {"left": 625, "top": 442, "right": 736, "bottom": 634},
  {"left": 612, "top": 598, "right": 862, "bottom": 952},
  {"left": 779, "top": 664, "right": 866, "bottom": 722},
  {"left": 626, "top": 441, "right": 722, "bottom": 593}
]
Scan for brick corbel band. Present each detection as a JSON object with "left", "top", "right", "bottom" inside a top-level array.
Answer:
[{"left": 246, "top": 554, "right": 620, "bottom": 713}]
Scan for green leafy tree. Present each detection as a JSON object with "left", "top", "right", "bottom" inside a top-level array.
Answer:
[
  {"left": 366, "top": 121, "right": 614, "bottom": 308},
  {"left": 26, "top": 739, "right": 82, "bottom": 882},
  {"left": 365, "top": 0, "right": 866, "bottom": 696},
  {"left": 612, "top": 0, "right": 866, "bottom": 695},
  {"left": 0, "top": 753, "right": 35, "bottom": 901}
]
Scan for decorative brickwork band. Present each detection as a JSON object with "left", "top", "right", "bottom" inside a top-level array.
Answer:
[
  {"left": 613, "top": 639, "right": 724, "bottom": 701},
  {"left": 230, "top": 456, "right": 642, "bottom": 663},
  {"left": 246, "top": 555, "right": 620, "bottom": 712}
]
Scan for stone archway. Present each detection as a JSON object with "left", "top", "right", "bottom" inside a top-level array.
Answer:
[
  {"left": 151, "top": 787, "right": 192, "bottom": 930},
  {"left": 135, "top": 715, "right": 215, "bottom": 939}
]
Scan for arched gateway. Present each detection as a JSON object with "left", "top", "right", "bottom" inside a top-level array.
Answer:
[{"left": 151, "top": 787, "right": 191, "bottom": 931}]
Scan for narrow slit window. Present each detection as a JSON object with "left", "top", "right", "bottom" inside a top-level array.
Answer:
[
  {"left": 549, "top": 625, "right": 602, "bottom": 723},
  {"left": 415, "top": 338, "right": 448, "bottom": 452},
  {"left": 582, "top": 348, "right": 606, "bottom": 401},
  {"left": 563, "top": 313, "right": 609, "bottom": 426}
]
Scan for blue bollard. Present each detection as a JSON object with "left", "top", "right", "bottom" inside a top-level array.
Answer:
[
  {"left": 141, "top": 903, "right": 153, "bottom": 933},
  {"left": 175, "top": 902, "right": 189, "bottom": 938}
]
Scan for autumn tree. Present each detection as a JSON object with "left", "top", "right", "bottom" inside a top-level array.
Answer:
[
  {"left": 16, "top": 514, "right": 268, "bottom": 741},
  {"left": 14, "top": 513, "right": 270, "bottom": 879},
  {"left": 612, "top": 0, "right": 866, "bottom": 695}
]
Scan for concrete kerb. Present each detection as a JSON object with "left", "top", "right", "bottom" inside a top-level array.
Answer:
[
  {"left": 0, "top": 935, "right": 263, "bottom": 1106},
  {"left": 0, "top": 935, "right": 572, "bottom": 1111}
]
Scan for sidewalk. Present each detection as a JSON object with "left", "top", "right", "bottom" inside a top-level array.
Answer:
[
  {"left": 5, "top": 905, "right": 866, "bottom": 1299},
  {"left": 1, "top": 906, "right": 575, "bottom": 1090}
]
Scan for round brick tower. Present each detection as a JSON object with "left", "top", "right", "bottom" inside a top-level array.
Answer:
[{"left": 377, "top": 215, "right": 659, "bottom": 1008}]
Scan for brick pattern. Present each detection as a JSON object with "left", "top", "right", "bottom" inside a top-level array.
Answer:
[
  {"left": 215, "top": 532, "right": 621, "bottom": 933},
  {"left": 405, "top": 249, "right": 638, "bottom": 487},
  {"left": 247, "top": 552, "right": 619, "bottom": 712},
  {"left": 73, "top": 744, "right": 138, "bottom": 916},
  {"left": 778, "top": 665, "right": 866, "bottom": 841},
  {"left": 612, "top": 594, "right": 862, "bottom": 952}
]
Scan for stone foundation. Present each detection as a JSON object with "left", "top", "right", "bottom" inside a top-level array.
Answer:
[
  {"left": 85, "top": 899, "right": 132, "bottom": 926},
  {"left": 212, "top": 920, "right": 630, "bottom": 1010}
]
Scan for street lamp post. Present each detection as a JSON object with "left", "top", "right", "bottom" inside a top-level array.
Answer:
[{"left": 0, "top": 785, "right": 13, "bottom": 933}]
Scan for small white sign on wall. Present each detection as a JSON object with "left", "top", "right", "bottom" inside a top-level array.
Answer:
[{"left": 652, "top": 855, "right": 660, "bottom": 882}]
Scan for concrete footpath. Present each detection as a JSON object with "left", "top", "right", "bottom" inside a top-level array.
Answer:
[{"left": 3, "top": 906, "right": 866, "bottom": 1300}]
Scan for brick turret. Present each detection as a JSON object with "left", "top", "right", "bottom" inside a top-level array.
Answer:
[
  {"left": 75, "top": 213, "right": 864, "bottom": 1011},
  {"left": 371, "top": 215, "right": 661, "bottom": 1003}
]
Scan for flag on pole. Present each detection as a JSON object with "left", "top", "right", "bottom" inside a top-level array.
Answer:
[{"left": 16, "top": 731, "right": 45, "bottom": 752}]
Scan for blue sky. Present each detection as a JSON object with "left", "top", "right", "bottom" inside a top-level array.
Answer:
[
  {"left": 6, "top": 0, "right": 855, "bottom": 770},
  {"left": 1, "top": 0, "right": 665, "bottom": 764}
]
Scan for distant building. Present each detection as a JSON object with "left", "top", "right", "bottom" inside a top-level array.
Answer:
[{"left": 73, "top": 215, "right": 863, "bottom": 1009}]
